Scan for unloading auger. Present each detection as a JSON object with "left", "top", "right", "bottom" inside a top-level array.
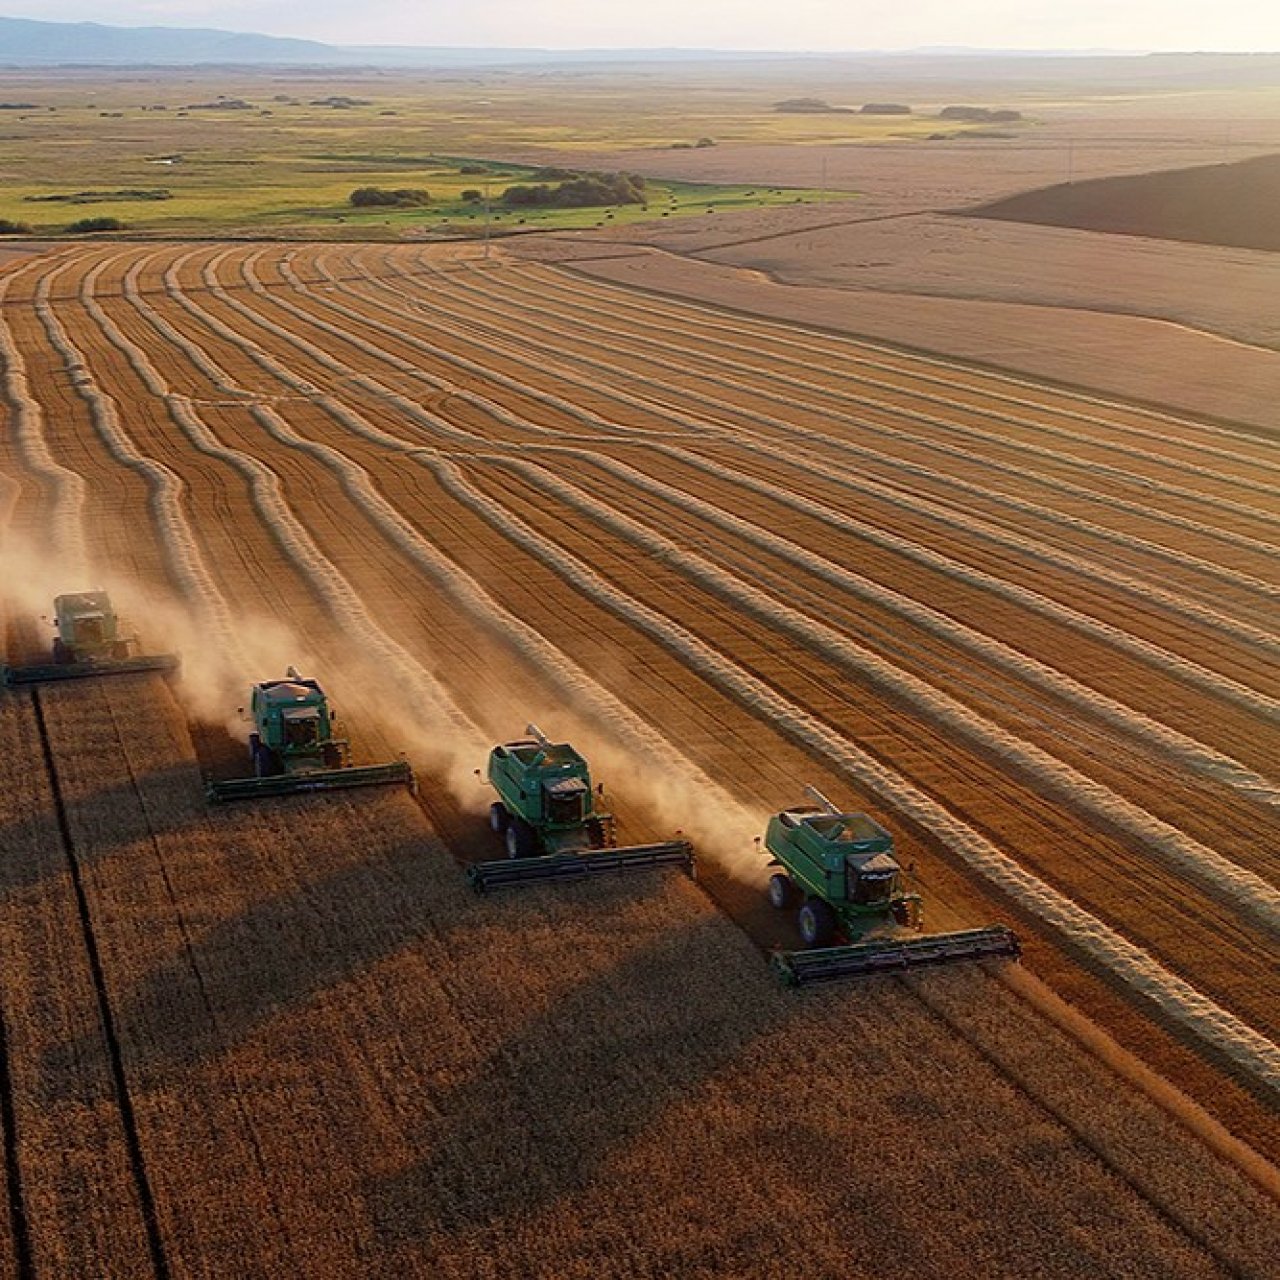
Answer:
[{"left": 764, "top": 787, "right": 1020, "bottom": 986}]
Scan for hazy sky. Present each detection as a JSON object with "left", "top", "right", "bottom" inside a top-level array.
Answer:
[{"left": 11, "top": 1, "right": 1280, "bottom": 51}]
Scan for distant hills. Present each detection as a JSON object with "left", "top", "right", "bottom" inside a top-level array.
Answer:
[
  {"left": 0, "top": 16, "right": 1277, "bottom": 74},
  {"left": 0, "top": 17, "right": 340, "bottom": 65}
]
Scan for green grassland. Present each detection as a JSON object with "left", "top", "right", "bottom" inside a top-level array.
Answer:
[{"left": 0, "top": 65, "right": 1025, "bottom": 238}]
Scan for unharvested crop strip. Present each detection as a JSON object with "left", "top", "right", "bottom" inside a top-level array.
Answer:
[
  {"left": 420, "top": 452, "right": 1280, "bottom": 1091},
  {"left": 28, "top": 688, "right": 168, "bottom": 1279},
  {"left": 451, "top": 261, "right": 1280, "bottom": 582},
  {"left": 292, "top": 261, "right": 1280, "bottom": 712},
  {"left": 497, "top": 258, "right": 1280, "bottom": 482},
  {"left": 342, "top": 267, "right": 1279, "bottom": 653}
]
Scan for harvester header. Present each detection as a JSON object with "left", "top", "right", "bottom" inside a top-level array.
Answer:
[
  {"left": 468, "top": 725, "right": 695, "bottom": 892},
  {"left": 3, "top": 591, "right": 179, "bottom": 686},
  {"left": 764, "top": 788, "right": 1019, "bottom": 984}
]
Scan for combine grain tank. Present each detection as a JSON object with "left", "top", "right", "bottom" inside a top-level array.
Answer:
[
  {"left": 765, "top": 787, "right": 1019, "bottom": 985},
  {"left": 207, "top": 668, "right": 414, "bottom": 801},
  {"left": 3, "top": 591, "right": 179, "bottom": 686},
  {"left": 467, "top": 724, "right": 694, "bottom": 892}
]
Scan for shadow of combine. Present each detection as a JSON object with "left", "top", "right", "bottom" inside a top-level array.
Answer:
[{"left": 367, "top": 913, "right": 795, "bottom": 1245}]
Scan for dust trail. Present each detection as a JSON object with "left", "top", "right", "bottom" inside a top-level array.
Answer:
[{"left": 105, "top": 248, "right": 490, "bottom": 794}]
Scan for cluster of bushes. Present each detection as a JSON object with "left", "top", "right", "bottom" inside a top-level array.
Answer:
[
  {"left": 0, "top": 219, "right": 34, "bottom": 234},
  {"left": 861, "top": 103, "right": 911, "bottom": 115},
  {"left": 67, "top": 217, "right": 127, "bottom": 233},
  {"left": 940, "top": 106, "right": 1022, "bottom": 122},
  {"left": 24, "top": 189, "right": 171, "bottom": 204},
  {"left": 348, "top": 187, "right": 432, "bottom": 208},
  {"left": 502, "top": 171, "right": 646, "bottom": 209},
  {"left": 773, "top": 98, "right": 853, "bottom": 115}
]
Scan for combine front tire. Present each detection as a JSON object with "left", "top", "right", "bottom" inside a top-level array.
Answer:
[
  {"left": 489, "top": 802, "right": 509, "bottom": 834},
  {"left": 52, "top": 638, "right": 70, "bottom": 665},
  {"left": 505, "top": 819, "right": 536, "bottom": 860},
  {"left": 768, "top": 873, "right": 794, "bottom": 910},
  {"left": 798, "top": 898, "right": 837, "bottom": 948}
]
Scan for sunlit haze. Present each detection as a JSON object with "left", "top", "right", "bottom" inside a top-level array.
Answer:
[{"left": 10, "top": 0, "right": 1280, "bottom": 51}]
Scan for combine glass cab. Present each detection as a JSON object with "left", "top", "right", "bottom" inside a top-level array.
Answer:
[{"left": 53, "top": 591, "right": 129, "bottom": 662}]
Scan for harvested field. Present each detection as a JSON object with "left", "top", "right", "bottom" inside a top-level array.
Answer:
[{"left": 0, "top": 239, "right": 1277, "bottom": 1274}]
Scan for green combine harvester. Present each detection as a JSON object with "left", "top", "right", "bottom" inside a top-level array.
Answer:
[
  {"left": 468, "top": 724, "right": 694, "bottom": 892},
  {"left": 765, "top": 787, "right": 1020, "bottom": 986},
  {"left": 3, "top": 591, "right": 179, "bottom": 686},
  {"left": 207, "top": 667, "right": 415, "bottom": 802}
]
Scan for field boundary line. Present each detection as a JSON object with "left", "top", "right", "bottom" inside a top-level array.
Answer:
[
  {"left": 0, "top": 970, "right": 34, "bottom": 1279},
  {"left": 548, "top": 248, "right": 1280, "bottom": 446}
]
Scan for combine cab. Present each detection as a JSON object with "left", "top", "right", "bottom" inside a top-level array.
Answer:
[
  {"left": 207, "top": 668, "right": 414, "bottom": 802},
  {"left": 468, "top": 724, "right": 694, "bottom": 892},
  {"left": 3, "top": 591, "right": 179, "bottom": 686},
  {"left": 765, "top": 787, "right": 1019, "bottom": 986}
]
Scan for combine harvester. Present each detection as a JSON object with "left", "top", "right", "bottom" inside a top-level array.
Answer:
[
  {"left": 765, "top": 787, "right": 1020, "bottom": 986},
  {"left": 468, "top": 724, "right": 694, "bottom": 892},
  {"left": 207, "top": 668, "right": 415, "bottom": 802},
  {"left": 3, "top": 591, "right": 178, "bottom": 686}
]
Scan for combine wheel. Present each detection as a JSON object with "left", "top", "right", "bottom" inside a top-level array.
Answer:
[
  {"left": 767, "top": 873, "right": 794, "bottom": 910},
  {"left": 322, "top": 743, "right": 343, "bottom": 769},
  {"left": 52, "top": 638, "right": 70, "bottom": 665},
  {"left": 798, "top": 898, "right": 837, "bottom": 948},
  {"left": 893, "top": 899, "right": 923, "bottom": 931},
  {"left": 505, "top": 819, "right": 536, "bottom": 860},
  {"left": 489, "top": 802, "right": 509, "bottom": 834},
  {"left": 111, "top": 642, "right": 131, "bottom": 659},
  {"left": 250, "top": 734, "right": 279, "bottom": 778}
]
